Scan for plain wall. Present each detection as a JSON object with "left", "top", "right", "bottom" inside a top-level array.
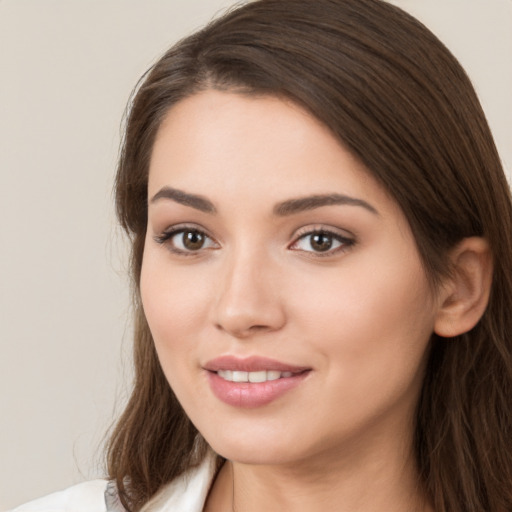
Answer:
[{"left": 0, "top": 0, "right": 510, "bottom": 509}]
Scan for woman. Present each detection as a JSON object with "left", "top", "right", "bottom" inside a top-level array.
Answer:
[{"left": 13, "top": 0, "right": 512, "bottom": 511}]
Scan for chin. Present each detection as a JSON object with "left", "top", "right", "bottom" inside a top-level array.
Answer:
[
  {"left": 211, "top": 442, "right": 295, "bottom": 466},
  {"left": 201, "top": 425, "right": 302, "bottom": 466}
]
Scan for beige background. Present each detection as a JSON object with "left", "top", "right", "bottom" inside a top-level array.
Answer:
[{"left": 1, "top": 0, "right": 510, "bottom": 509}]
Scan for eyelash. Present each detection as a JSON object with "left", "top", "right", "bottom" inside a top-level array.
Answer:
[
  {"left": 153, "top": 225, "right": 355, "bottom": 257},
  {"left": 289, "top": 226, "right": 355, "bottom": 257},
  {"left": 153, "top": 224, "right": 219, "bottom": 256}
]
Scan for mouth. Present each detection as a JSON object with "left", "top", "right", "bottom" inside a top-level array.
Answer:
[
  {"left": 203, "top": 355, "right": 311, "bottom": 377},
  {"left": 216, "top": 369, "right": 303, "bottom": 383},
  {"left": 203, "top": 355, "right": 311, "bottom": 376},
  {"left": 203, "top": 356, "right": 311, "bottom": 408}
]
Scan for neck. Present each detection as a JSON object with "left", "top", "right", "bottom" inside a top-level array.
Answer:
[
  {"left": 205, "top": 427, "right": 433, "bottom": 512},
  {"left": 233, "top": 451, "right": 428, "bottom": 512}
]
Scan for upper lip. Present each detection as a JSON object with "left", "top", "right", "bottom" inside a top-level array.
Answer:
[{"left": 203, "top": 355, "right": 311, "bottom": 373}]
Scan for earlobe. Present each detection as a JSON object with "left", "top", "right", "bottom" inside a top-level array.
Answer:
[{"left": 434, "top": 237, "right": 493, "bottom": 338}]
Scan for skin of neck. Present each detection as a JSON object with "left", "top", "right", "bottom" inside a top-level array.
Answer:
[{"left": 204, "top": 404, "right": 434, "bottom": 512}]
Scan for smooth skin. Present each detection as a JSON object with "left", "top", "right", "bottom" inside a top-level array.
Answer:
[{"left": 141, "top": 90, "right": 492, "bottom": 512}]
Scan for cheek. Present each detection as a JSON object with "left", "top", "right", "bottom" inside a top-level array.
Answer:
[
  {"left": 292, "top": 266, "right": 434, "bottom": 437},
  {"left": 139, "top": 249, "right": 214, "bottom": 403},
  {"left": 297, "top": 256, "right": 432, "bottom": 328},
  {"left": 140, "top": 248, "right": 211, "bottom": 354},
  {"left": 290, "top": 252, "right": 435, "bottom": 381}
]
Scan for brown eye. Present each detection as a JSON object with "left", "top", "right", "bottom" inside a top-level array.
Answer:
[
  {"left": 310, "top": 233, "right": 333, "bottom": 252},
  {"left": 290, "top": 229, "right": 354, "bottom": 256},
  {"left": 182, "top": 230, "right": 205, "bottom": 250},
  {"left": 154, "top": 227, "right": 218, "bottom": 254}
]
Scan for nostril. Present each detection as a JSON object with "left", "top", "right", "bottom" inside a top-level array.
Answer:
[
  {"left": 214, "top": 321, "right": 275, "bottom": 338},
  {"left": 249, "top": 325, "right": 271, "bottom": 331}
]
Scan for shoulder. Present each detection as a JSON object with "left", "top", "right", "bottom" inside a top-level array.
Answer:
[
  {"left": 9, "top": 453, "right": 217, "bottom": 512},
  {"left": 9, "top": 479, "right": 109, "bottom": 512}
]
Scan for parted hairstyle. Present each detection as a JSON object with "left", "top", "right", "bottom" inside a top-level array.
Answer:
[{"left": 108, "top": 0, "right": 512, "bottom": 510}]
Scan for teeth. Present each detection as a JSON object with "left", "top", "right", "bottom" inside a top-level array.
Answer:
[
  {"left": 232, "top": 371, "right": 248, "bottom": 382},
  {"left": 217, "top": 370, "right": 295, "bottom": 383},
  {"left": 248, "top": 371, "right": 266, "bottom": 383}
]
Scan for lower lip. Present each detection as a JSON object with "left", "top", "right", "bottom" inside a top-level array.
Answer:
[{"left": 206, "top": 371, "right": 309, "bottom": 408}]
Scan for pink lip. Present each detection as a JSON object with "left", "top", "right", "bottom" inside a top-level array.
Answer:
[
  {"left": 203, "top": 355, "right": 310, "bottom": 373},
  {"left": 203, "top": 356, "right": 311, "bottom": 408}
]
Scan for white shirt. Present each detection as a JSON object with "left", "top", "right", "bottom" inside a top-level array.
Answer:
[{"left": 9, "top": 454, "right": 217, "bottom": 512}]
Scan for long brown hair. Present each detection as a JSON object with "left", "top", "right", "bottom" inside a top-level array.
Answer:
[{"left": 108, "top": 0, "right": 512, "bottom": 510}]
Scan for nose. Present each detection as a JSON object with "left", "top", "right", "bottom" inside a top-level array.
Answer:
[{"left": 212, "top": 249, "right": 286, "bottom": 339}]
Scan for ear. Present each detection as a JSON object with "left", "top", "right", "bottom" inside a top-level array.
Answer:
[{"left": 434, "top": 237, "right": 493, "bottom": 338}]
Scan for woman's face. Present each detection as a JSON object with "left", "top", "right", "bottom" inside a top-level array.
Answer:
[{"left": 141, "top": 90, "right": 440, "bottom": 467}]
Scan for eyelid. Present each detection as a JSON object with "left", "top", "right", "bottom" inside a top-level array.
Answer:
[
  {"left": 153, "top": 223, "right": 220, "bottom": 255},
  {"left": 292, "top": 224, "right": 354, "bottom": 240},
  {"left": 289, "top": 225, "right": 356, "bottom": 256},
  {"left": 152, "top": 222, "right": 354, "bottom": 257}
]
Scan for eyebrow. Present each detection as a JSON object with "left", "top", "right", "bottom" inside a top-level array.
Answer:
[
  {"left": 274, "top": 194, "right": 379, "bottom": 216},
  {"left": 150, "top": 187, "right": 217, "bottom": 214},
  {"left": 150, "top": 187, "right": 378, "bottom": 216}
]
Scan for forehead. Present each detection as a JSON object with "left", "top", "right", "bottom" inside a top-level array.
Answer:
[{"left": 148, "top": 90, "right": 395, "bottom": 217}]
